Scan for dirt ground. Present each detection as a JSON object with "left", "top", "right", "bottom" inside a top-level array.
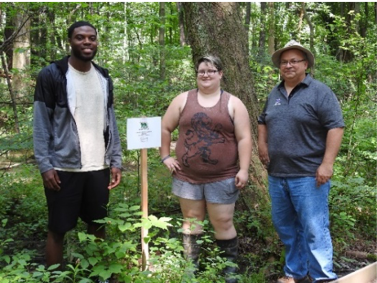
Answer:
[{"left": 238, "top": 232, "right": 376, "bottom": 283}]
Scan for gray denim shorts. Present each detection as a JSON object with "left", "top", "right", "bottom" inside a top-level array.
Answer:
[{"left": 172, "top": 177, "right": 239, "bottom": 204}]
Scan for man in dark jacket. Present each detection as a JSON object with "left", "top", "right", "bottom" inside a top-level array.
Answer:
[{"left": 33, "top": 21, "right": 122, "bottom": 269}]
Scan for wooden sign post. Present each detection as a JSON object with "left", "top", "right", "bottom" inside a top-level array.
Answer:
[
  {"left": 140, "top": 148, "right": 149, "bottom": 270},
  {"left": 127, "top": 117, "right": 161, "bottom": 271}
]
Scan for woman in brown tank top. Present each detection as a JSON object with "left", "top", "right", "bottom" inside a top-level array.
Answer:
[{"left": 160, "top": 55, "right": 252, "bottom": 283}]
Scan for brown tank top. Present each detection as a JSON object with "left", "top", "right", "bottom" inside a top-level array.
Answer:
[{"left": 174, "top": 89, "right": 238, "bottom": 184}]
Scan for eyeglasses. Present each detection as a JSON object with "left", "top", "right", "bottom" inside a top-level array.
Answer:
[
  {"left": 197, "top": 69, "right": 218, "bottom": 77},
  {"left": 280, "top": 59, "right": 306, "bottom": 66}
]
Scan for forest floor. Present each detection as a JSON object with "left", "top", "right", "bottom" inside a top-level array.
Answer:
[
  {"left": 1, "top": 160, "right": 376, "bottom": 282},
  {"left": 2, "top": 208, "right": 376, "bottom": 283},
  {"left": 11, "top": 211, "right": 376, "bottom": 283},
  {"left": 15, "top": 234, "right": 377, "bottom": 283},
  {"left": 238, "top": 228, "right": 376, "bottom": 282}
]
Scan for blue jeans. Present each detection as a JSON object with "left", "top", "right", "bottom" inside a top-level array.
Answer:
[{"left": 268, "top": 176, "right": 337, "bottom": 282}]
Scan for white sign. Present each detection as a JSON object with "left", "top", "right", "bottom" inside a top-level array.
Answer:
[{"left": 127, "top": 117, "right": 161, "bottom": 150}]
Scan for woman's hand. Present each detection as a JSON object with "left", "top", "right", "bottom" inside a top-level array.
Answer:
[
  {"left": 163, "top": 157, "right": 181, "bottom": 174},
  {"left": 235, "top": 169, "right": 249, "bottom": 189}
]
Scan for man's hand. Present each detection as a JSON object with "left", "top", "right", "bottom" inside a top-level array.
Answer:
[
  {"left": 316, "top": 163, "right": 333, "bottom": 187},
  {"left": 108, "top": 167, "right": 122, "bottom": 190},
  {"left": 42, "top": 169, "right": 61, "bottom": 191}
]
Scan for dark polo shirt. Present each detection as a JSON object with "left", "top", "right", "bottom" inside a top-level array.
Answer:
[{"left": 258, "top": 74, "right": 345, "bottom": 177}]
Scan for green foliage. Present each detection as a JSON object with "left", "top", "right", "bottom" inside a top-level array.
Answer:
[
  {"left": 0, "top": 198, "right": 242, "bottom": 282},
  {"left": 0, "top": 2, "right": 376, "bottom": 282},
  {"left": 314, "top": 12, "right": 377, "bottom": 188},
  {"left": 111, "top": 44, "right": 193, "bottom": 119},
  {"left": 0, "top": 165, "right": 47, "bottom": 255},
  {"left": 250, "top": 59, "right": 279, "bottom": 105},
  {"left": 330, "top": 176, "right": 376, "bottom": 249}
]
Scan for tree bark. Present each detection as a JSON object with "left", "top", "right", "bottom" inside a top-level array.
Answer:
[
  {"left": 302, "top": 2, "right": 315, "bottom": 76},
  {"left": 30, "top": 7, "right": 47, "bottom": 64},
  {"left": 244, "top": 2, "right": 251, "bottom": 32},
  {"left": 342, "top": 2, "right": 356, "bottom": 62},
  {"left": 258, "top": 2, "right": 267, "bottom": 59},
  {"left": 159, "top": 2, "right": 166, "bottom": 80},
  {"left": 1, "top": 51, "right": 20, "bottom": 133},
  {"left": 12, "top": 14, "right": 31, "bottom": 98},
  {"left": 267, "top": 2, "right": 275, "bottom": 55},
  {"left": 244, "top": 2, "right": 251, "bottom": 54},
  {"left": 297, "top": 3, "right": 304, "bottom": 37},
  {"left": 176, "top": 2, "right": 186, "bottom": 46},
  {"left": 182, "top": 2, "right": 269, "bottom": 208},
  {"left": 360, "top": 3, "right": 368, "bottom": 38}
]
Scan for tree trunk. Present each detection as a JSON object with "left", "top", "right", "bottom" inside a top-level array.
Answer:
[
  {"left": 1, "top": 51, "right": 20, "bottom": 133},
  {"left": 30, "top": 8, "right": 47, "bottom": 65},
  {"left": 12, "top": 14, "right": 30, "bottom": 99},
  {"left": 258, "top": 2, "right": 267, "bottom": 59},
  {"left": 244, "top": 2, "right": 251, "bottom": 32},
  {"left": 0, "top": 5, "right": 2, "bottom": 24},
  {"left": 297, "top": 3, "right": 305, "bottom": 40},
  {"left": 267, "top": 2, "right": 275, "bottom": 55},
  {"left": 123, "top": 2, "right": 129, "bottom": 63},
  {"left": 182, "top": 2, "right": 269, "bottom": 208},
  {"left": 342, "top": 2, "right": 356, "bottom": 62},
  {"left": 355, "top": 2, "right": 360, "bottom": 33},
  {"left": 360, "top": 3, "right": 368, "bottom": 38},
  {"left": 176, "top": 2, "right": 186, "bottom": 46},
  {"left": 47, "top": 8, "right": 56, "bottom": 62},
  {"left": 3, "top": 6, "right": 16, "bottom": 71},
  {"left": 159, "top": 2, "right": 166, "bottom": 81},
  {"left": 302, "top": 2, "right": 315, "bottom": 76},
  {"left": 244, "top": 2, "right": 251, "bottom": 54},
  {"left": 88, "top": 2, "right": 94, "bottom": 16}
]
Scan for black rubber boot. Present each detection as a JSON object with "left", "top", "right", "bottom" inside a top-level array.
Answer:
[
  {"left": 216, "top": 237, "right": 239, "bottom": 283},
  {"left": 182, "top": 233, "right": 202, "bottom": 270}
]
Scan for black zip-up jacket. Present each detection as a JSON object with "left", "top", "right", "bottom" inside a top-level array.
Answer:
[{"left": 33, "top": 56, "right": 122, "bottom": 173}]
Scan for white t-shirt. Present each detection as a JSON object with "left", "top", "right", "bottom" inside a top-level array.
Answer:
[{"left": 67, "top": 63, "right": 107, "bottom": 172}]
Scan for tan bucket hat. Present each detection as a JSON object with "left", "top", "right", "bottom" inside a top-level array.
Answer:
[{"left": 272, "top": 40, "right": 315, "bottom": 68}]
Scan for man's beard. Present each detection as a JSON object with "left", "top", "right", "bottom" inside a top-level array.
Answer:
[{"left": 71, "top": 48, "right": 97, "bottom": 62}]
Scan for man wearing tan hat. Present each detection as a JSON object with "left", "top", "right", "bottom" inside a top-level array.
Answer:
[{"left": 257, "top": 40, "right": 344, "bottom": 283}]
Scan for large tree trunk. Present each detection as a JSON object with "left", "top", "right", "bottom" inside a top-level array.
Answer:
[{"left": 182, "top": 2, "right": 268, "bottom": 209}]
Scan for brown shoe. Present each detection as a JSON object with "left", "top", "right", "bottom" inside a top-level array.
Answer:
[{"left": 277, "top": 275, "right": 311, "bottom": 283}]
